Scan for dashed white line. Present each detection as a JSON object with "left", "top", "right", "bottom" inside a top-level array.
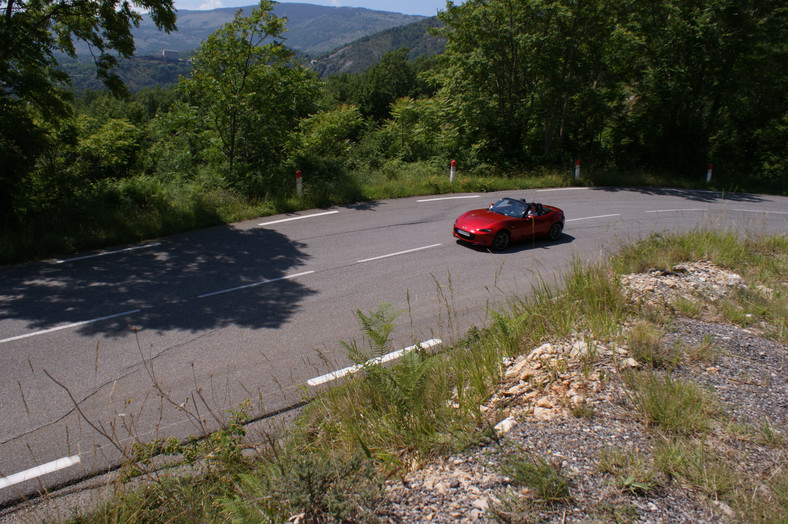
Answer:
[
  {"left": 197, "top": 271, "right": 315, "bottom": 298},
  {"left": 51, "top": 243, "right": 162, "bottom": 264},
  {"left": 0, "top": 310, "right": 141, "bottom": 344},
  {"left": 0, "top": 455, "right": 81, "bottom": 490},
  {"left": 417, "top": 195, "right": 480, "bottom": 202},
  {"left": 357, "top": 244, "right": 442, "bottom": 264},
  {"left": 537, "top": 187, "right": 587, "bottom": 192},
  {"left": 565, "top": 214, "right": 620, "bottom": 222},
  {"left": 307, "top": 338, "right": 442, "bottom": 387},
  {"left": 259, "top": 210, "right": 338, "bottom": 226}
]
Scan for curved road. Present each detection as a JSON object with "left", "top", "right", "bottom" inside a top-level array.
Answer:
[{"left": 1, "top": 187, "right": 786, "bottom": 504}]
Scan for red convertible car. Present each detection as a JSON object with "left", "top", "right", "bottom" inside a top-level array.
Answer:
[{"left": 453, "top": 197, "right": 565, "bottom": 250}]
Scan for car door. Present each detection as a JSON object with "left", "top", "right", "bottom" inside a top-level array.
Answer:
[{"left": 529, "top": 213, "right": 551, "bottom": 236}]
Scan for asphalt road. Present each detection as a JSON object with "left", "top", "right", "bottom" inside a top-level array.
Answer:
[{"left": 1, "top": 186, "right": 786, "bottom": 505}]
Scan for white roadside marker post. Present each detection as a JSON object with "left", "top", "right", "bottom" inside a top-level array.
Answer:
[
  {"left": 450, "top": 159, "right": 456, "bottom": 184},
  {"left": 296, "top": 169, "right": 303, "bottom": 197}
]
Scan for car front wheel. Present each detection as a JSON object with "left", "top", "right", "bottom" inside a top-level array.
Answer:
[
  {"left": 492, "top": 230, "right": 510, "bottom": 251},
  {"left": 548, "top": 222, "right": 563, "bottom": 241}
]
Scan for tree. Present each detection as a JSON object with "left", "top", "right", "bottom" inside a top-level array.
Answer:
[
  {"left": 0, "top": 0, "right": 176, "bottom": 109},
  {"left": 0, "top": 0, "right": 176, "bottom": 220},
  {"left": 181, "top": 1, "right": 317, "bottom": 193},
  {"left": 604, "top": 0, "right": 787, "bottom": 177},
  {"left": 435, "top": 0, "right": 615, "bottom": 165},
  {"left": 355, "top": 48, "right": 418, "bottom": 121}
]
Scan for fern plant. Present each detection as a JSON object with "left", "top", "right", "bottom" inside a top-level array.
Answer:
[
  {"left": 341, "top": 302, "right": 436, "bottom": 426},
  {"left": 342, "top": 301, "right": 400, "bottom": 363}
]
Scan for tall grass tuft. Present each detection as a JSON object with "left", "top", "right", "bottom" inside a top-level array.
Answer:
[
  {"left": 498, "top": 449, "right": 571, "bottom": 503},
  {"left": 294, "top": 302, "right": 487, "bottom": 465},
  {"left": 623, "top": 371, "right": 718, "bottom": 435}
]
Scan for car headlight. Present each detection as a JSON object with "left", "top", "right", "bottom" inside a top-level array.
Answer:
[{"left": 478, "top": 228, "right": 493, "bottom": 233}]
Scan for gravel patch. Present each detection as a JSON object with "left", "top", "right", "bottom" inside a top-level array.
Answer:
[{"left": 377, "top": 262, "right": 787, "bottom": 523}]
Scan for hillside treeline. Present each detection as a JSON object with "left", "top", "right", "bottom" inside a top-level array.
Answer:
[{"left": 1, "top": 0, "right": 785, "bottom": 262}]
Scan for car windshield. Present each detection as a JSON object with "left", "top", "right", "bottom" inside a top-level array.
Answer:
[{"left": 490, "top": 198, "right": 526, "bottom": 218}]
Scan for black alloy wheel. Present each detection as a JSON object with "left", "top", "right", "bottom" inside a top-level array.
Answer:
[
  {"left": 492, "top": 230, "right": 510, "bottom": 250},
  {"left": 548, "top": 222, "right": 563, "bottom": 241}
]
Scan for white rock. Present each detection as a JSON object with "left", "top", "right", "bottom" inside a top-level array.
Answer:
[
  {"left": 494, "top": 416, "right": 517, "bottom": 435},
  {"left": 570, "top": 340, "right": 589, "bottom": 359},
  {"left": 528, "top": 343, "right": 553, "bottom": 360},
  {"left": 533, "top": 406, "right": 555, "bottom": 421},
  {"left": 472, "top": 497, "right": 489, "bottom": 510}
]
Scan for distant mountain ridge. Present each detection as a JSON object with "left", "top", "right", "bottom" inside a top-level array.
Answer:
[
  {"left": 130, "top": 2, "right": 427, "bottom": 56},
  {"left": 62, "top": 3, "right": 444, "bottom": 92},
  {"left": 310, "top": 17, "right": 445, "bottom": 77}
]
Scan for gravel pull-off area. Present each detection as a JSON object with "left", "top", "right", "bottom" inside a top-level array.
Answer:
[{"left": 377, "top": 262, "right": 786, "bottom": 523}]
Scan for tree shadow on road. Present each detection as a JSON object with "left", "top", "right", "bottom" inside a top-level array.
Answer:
[
  {"left": 0, "top": 223, "right": 315, "bottom": 338},
  {"left": 588, "top": 186, "right": 767, "bottom": 203}
]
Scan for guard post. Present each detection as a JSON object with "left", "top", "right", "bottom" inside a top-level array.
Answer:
[
  {"left": 450, "top": 159, "right": 457, "bottom": 184},
  {"left": 296, "top": 169, "right": 303, "bottom": 196}
]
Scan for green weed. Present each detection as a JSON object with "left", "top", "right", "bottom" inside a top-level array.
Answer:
[
  {"left": 623, "top": 371, "right": 718, "bottom": 435},
  {"left": 653, "top": 437, "right": 737, "bottom": 498},
  {"left": 498, "top": 449, "right": 571, "bottom": 503},
  {"left": 597, "top": 447, "right": 659, "bottom": 494},
  {"left": 626, "top": 321, "right": 678, "bottom": 369}
]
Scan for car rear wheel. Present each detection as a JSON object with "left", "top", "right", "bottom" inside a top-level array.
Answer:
[
  {"left": 492, "top": 230, "right": 510, "bottom": 251},
  {"left": 548, "top": 222, "right": 563, "bottom": 241}
]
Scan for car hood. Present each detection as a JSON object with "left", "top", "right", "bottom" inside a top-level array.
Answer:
[{"left": 456, "top": 209, "right": 507, "bottom": 229}]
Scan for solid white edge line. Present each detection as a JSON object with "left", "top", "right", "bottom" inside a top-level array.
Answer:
[
  {"left": 51, "top": 243, "right": 162, "bottom": 264},
  {"left": 198, "top": 271, "right": 315, "bottom": 298},
  {"left": 0, "top": 310, "right": 141, "bottom": 345},
  {"left": 357, "top": 244, "right": 442, "bottom": 264},
  {"left": 565, "top": 214, "right": 620, "bottom": 223},
  {"left": 259, "top": 210, "right": 338, "bottom": 226},
  {"left": 417, "top": 195, "right": 481, "bottom": 202},
  {"left": 307, "top": 339, "right": 442, "bottom": 387},
  {"left": 0, "top": 455, "right": 81, "bottom": 490},
  {"left": 731, "top": 208, "right": 788, "bottom": 215},
  {"left": 645, "top": 208, "right": 708, "bottom": 214},
  {"left": 646, "top": 208, "right": 788, "bottom": 215}
]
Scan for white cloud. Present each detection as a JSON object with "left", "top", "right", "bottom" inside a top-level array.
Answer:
[{"left": 198, "top": 0, "right": 224, "bottom": 9}]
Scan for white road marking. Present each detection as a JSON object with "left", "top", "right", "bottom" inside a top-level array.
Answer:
[
  {"left": 646, "top": 208, "right": 788, "bottom": 216},
  {"left": 565, "top": 214, "right": 620, "bottom": 222},
  {"left": 259, "top": 210, "right": 338, "bottom": 226},
  {"left": 307, "top": 338, "right": 442, "bottom": 387},
  {"left": 0, "top": 455, "right": 81, "bottom": 490},
  {"left": 0, "top": 310, "right": 141, "bottom": 345},
  {"left": 731, "top": 208, "right": 788, "bottom": 215},
  {"left": 645, "top": 208, "right": 708, "bottom": 214},
  {"left": 51, "top": 243, "right": 162, "bottom": 264},
  {"left": 197, "top": 271, "right": 315, "bottom": 298},
  {"left": 357, "top": 244, "right": 442, "bottom": 264},
  {"left": 417, "top": 195, "right": 480, "bottom": 202}
]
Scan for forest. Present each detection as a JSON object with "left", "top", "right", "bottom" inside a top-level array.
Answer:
[{"left": 0, "top": 0, "right": 786, "bottom": 265}]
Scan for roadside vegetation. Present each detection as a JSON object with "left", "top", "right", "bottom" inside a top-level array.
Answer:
[
  {"left": 41, "top": 228, "right": 784, "bottom": 523},
  {"left": 2, "top": 0, "right": 785, "bottom": 517},
  {"left": 2, "top": 0, "right": 786, "bottom": 266}
]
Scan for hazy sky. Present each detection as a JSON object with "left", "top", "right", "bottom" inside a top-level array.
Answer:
[{"left": 178, "top": 0, "right": 462, "bottom": 17}]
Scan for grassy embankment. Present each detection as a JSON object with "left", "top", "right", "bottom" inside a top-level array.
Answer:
[{"left": 48, "top": 224, "right": 786, "bottom": 523}]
